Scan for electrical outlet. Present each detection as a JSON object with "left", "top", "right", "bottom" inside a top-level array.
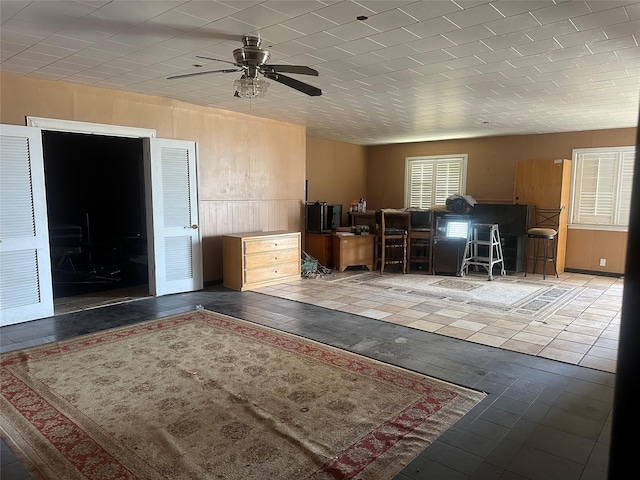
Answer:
[{"left": 599, "top": 258, "right": 606, "bottom": 267}]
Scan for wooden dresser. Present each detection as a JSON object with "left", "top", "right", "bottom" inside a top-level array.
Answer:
[{"left": 223, "top": 231, "right": 301, "bottom": 291}]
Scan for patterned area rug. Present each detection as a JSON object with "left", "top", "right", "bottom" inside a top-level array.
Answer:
[
  {"left": 332, "top": 272, "right": 585, "bottom": 319},
  {"left": 1, "top": 309, "right": 484, "bottom": 480}
]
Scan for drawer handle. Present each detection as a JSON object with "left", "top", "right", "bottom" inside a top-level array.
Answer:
[{"left": 274, "top": 256, "right": 278, "bottom": 260}]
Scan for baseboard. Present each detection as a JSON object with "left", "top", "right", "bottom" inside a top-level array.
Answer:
[{"left": 564, "top": 268, "right": 624, "bottom": 279}]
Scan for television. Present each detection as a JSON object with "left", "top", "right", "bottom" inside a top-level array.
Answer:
[{"left": 445, "top": 220, "right": 470, "bottom": 238}]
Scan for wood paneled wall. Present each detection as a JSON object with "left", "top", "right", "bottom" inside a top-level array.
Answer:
[
  {"left": 306, "top": 136, "right": 367, "bottom": 226},
  {"left": 0, "top": 72, "right": 306, "bottom": 282}
]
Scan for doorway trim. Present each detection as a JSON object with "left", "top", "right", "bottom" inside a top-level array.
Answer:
[
  {"left": 26, "top": 116, "right": 157, "bottom": 138},
  {"left": 28, "top": 117, "right": 157, "bottom": 312}
]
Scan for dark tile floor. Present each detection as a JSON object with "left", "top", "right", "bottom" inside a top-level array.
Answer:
[{"left": 1, "top": 285, "right": 614, "bottom": 479}]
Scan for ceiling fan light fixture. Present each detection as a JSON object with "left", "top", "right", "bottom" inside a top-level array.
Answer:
[{"left": 233, "top": 76, "right": 269, "bottom": 98}]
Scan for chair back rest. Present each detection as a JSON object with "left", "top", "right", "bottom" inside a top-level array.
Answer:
[
  {"left": 534, "top": 207, "right": 563, "bottom": 229},
  {"left": 410, "top": 210, "right": 431, "bottom": 229},
  {"left": 375, "top": 209, "right": 382, "bottom": 227}
]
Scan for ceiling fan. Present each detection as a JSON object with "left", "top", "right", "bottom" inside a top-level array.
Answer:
[{"left": 167, "top": 36, "right": 322, "bottom": 98}]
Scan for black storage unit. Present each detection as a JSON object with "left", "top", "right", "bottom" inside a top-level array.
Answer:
[
  {"left": 432, "top": 213, "right": 469, "bottom": 275},
  {"left": 470, "top": 203, "right": 530, "bottom": 273},
  {"left": 326, "top": 204, "right": 342, "bottom": 230},
  {"left": 433, "top": 238, "right": 467, "bottom": 275},
  {"left": 305, "top": 202, "right": 326, "bottom": 233},
  {"left": 305, "top": 202, "right": 342, "bottom": 232}
]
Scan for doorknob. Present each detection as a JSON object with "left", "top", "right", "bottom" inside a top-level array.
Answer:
[{"left": 184, "top": 224, "right": 198, "bottom": 229}]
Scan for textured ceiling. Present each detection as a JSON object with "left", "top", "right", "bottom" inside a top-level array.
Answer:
[{"left": 1, "top": 0, "right": 639, "bottom": 145}]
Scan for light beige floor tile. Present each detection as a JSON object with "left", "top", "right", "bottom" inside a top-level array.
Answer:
[
  {"left": 460, "top": 314, "right": 497, "bottom": 325},
  {"left": 375, "top": 303, "right": 408, "bottom": 314},
  {"left": 397, "top": 308, "right": 429, "bottom": 319},
  {"left": 546, "top": 338, "right": 591, "bottom": 354},
  {"left": 383, "top": 314, "right": 422, "bottom": 326},
  {"left": 353, "top": 299, "right": 384, "bottom": 308},
  {"left": 579, "top": 355, "right": 616, "bottom": 372},
  {"left": 433, "top": 309, "right": 470, "bottom": 319},
  {"left": 467, "top": 332, "right": 508, "bottom": 347},
  {"left": 418, "top": 314, "right": 459, "bottom": 326},
  {"left": 450, "top": 319, "right": 486, "bottom": 332},
  {"left": 477, "top": 325, "right": 519, "bottom": 339},
  {"left": 538, "top": 346, "right": 585, "bottom": 364},
  {"left": 593, "top": 337, "right": 618, "bottom": 349},
  {"left": 500, "top": 339, "right": 545, "bottom": 355},
  {"left": 358, "top": 309, "right": 393, "bottom": 319},
  {"left": 542, "top": 314, "right": 574, "bottom": 327},
  {"left": 338, "top": 304, "right": 370, "bottom": 315},
  {"left": 433, "top": 325, "right": 475, "bottom": 339},
  {"left": 556, "top": 330, "right": 597, "bottom": 345},
  {"left": 406, "top": 302, "right": 443, "bottom": 314},
  {"left": 512, "top": 331, "right": 553, "bottom": 346},
  {"left": 491, "top": 319, "right": 528, "bottom": 331},
  {"left": 315, "top": 299, "right": 348, "bottom": 309},
  {"left": 585, "top": 345, "right": 618, "bottom": 360},
  {"left": 407, "top": 319, "right": 443, "bottom": 332},
  {"left": 578, "top": 311, "right": 616, "bottom": 322},
  {"left": 387, "top": 299, "right": 422, "bottom": 308},
  {"left": 522, "top": 324, "right": 564, "bottom": 337},
  {"left": 564, "top": 323, "right": 609, "bottom": 337}
]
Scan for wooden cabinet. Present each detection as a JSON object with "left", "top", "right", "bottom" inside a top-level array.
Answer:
[
  {"left": 304, "top": 233, "right": 333, "bottom": 267},
  {"left": 513, "top": 159, "right": 571, "bottom": 273},
  {"left": 223, "top": 231, "right": 301, "bottom": 291},
  {"left": 333, "top": 234, "right": 374, "bottom": 272}
]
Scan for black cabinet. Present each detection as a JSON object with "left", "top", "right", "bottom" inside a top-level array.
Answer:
[
  {"left": 500, "top": 234, "right": 526, "bottom": 273},
  {"left": 471, "top": 204, "right": 530, "bottom": 274},
  {"left": 433, "top": 238, "right": 466, "bottom": 275}
]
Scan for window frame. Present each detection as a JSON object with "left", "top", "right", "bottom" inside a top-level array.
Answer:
[
  {"left": 404, "top": 154, "right": 468, "bottom": 209},
  {"left": 569, "top": 146, "right": 635, "bottom": 232}
]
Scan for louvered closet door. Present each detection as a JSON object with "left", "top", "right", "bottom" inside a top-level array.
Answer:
[
  {"left": 0, "top": 125, "right": 54, "bottom": 325},
  {"left": 143, "top": 138, "right": 203, "bottom": 296}
]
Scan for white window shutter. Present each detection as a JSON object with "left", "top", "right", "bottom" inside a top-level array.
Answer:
[{"left": 572, "top": 147, "right": 635, "bottom": 228}]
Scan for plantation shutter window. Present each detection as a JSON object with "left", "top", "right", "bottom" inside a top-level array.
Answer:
[
  {"left": 405, "top": 155, "right": 467, "bottom": 209},
  {"left": 571, "top": 147, "right": 635, "bottom": 228}
]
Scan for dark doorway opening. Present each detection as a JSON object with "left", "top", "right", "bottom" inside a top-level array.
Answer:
[{"left": 42, "top": 131, "right": 149, "bottom": 299}]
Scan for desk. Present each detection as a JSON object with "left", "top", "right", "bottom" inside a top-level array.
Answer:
[
  {"left": 348, "top": 211, "right": 375, "bottom": 232},
  {"left": 304, "top": 233, "right": 333, "bottom": 268},
  {"left": 333, "top": 234, "right": 374, "bottom": 272}
]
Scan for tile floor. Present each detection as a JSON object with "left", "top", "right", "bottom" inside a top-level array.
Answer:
[
  {"left": 257, "top": 268, "right": 623, "bottom": 374},
  {"left": 0, "top": 272, "right": 620, "bottom": 480}
]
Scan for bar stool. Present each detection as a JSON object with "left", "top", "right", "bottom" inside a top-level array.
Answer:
[{"left": 524, "top": 207, "right": 563, "bottom": 279}]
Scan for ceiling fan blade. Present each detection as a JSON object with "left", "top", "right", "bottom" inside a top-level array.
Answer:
[
  {"left": 262, "top": 65, "right": 319, "bottom": 76},
  {"left": 195, "top": 55, "right": 242, "bottom": 68},
  {"left": 167, "top": 69, "right": 241, "bottom": 80},
  {"left": 264, "top": 72, "right": 322, "bottom": 96}
]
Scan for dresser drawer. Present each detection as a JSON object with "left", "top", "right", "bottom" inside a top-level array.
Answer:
[
  {"left": 245, "top": 248, "right": 299, "bottom": 269},
  {"left": 244, "top": 235, "right": 298, "bottom": 254},
  {"left": 244, "top": 261, "right": 299, "bottom": 285}
]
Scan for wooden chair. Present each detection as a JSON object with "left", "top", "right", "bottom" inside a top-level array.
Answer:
[
  {"left": 408, "top": 209, "right": 433, "bottom": 273},
  {"left": 374, "top": 209, "right": 407, "bottom": 274},
  {"left": 524, "top": 206, "right": 563, "bottom": 279}
]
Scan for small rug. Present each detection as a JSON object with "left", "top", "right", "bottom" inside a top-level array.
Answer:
[
  {"left": 1, "top": 309, "right": 485, "bottom": 480},
  {"left": 331, "top": 272, "right": 585, "bottom": 319}
]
